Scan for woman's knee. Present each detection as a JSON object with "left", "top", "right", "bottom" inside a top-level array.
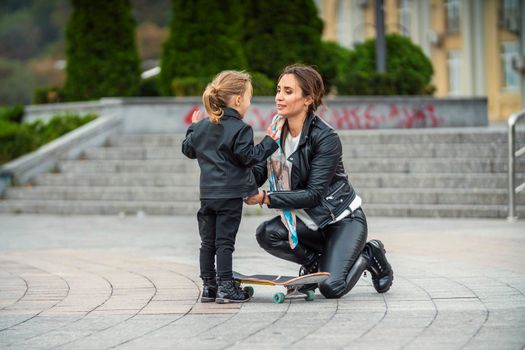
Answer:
[
  {"left": 255, "top": 217, "right": 284, "bottom": 249},
  {"left": 255, "top": 221, "right": 270, "bottom": 248},
  {"left": 319, "top": 277, "right": 346, "bottom": 299}
]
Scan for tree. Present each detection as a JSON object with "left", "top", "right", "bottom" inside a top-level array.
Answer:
[
  {"left": 64, "top": 0, "right": 141, "bottom": 100},
  {"left": 243, "top": 0, "right": 323, "bottom": 80},
  {"left": 337, "top": 34, "right": 435, "bottom": 95},
  {"left": 159, "top": 0, "right": 247, "bottom": 95}
]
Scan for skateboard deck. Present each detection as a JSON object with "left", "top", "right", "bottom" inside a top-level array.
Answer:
[{"left": 233, "top": 271, "right": 330, "bottom": 303}]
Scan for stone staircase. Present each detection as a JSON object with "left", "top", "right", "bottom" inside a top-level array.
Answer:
[{"left": 1, "top": 128, "right": 524, "bottom": 218}]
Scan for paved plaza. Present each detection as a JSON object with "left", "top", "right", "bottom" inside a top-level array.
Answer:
[{"left": 0, "top": 213, "right": 524, "bottom": 349}]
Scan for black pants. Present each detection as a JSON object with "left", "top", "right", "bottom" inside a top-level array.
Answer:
[
  {"left": 256, "top": 208, "right": 368, "bottom": 299},
  {"left": 197, "top": 198, "right": 243, "bottom": 280}
]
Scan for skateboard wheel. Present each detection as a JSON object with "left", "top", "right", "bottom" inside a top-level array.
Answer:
[
  {"left": 305, "top": 290, "right": 316, "bottom": 301},
  {"left": 273, "top": 292, "right": 285, "bottom": 304},
  {"left": 243, "top": 286, "right": 254, "bottom": 297}
]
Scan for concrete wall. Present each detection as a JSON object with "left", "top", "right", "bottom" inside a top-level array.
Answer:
[{"left": 24, "top": 96, "right": 488, "bottom": 134}]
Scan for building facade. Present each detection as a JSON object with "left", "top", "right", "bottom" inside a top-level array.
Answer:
[{"left": 315, "top": 0, "right": 524, "bottom": 122}]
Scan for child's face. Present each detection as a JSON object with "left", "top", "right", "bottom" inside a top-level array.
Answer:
[{"left": 236, "top": 83, "right": 252, "bottom": 118}]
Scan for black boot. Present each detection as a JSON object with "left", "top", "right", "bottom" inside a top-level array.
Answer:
[
  {"left": 298, "top": 253, "right": 320, "bottom": 293},
  {"left": 201, "top": 276, "right": 217, "bottom": 303},
  {"left": 216, "top": 279, "right": 250, "bottom": 304},
  {"left": 364, "top": 240, "right": 394, "bottom": 293}
]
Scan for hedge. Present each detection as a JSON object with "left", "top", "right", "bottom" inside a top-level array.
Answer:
[{"left": 0, "top": 112, "right": 97, "bottom": 165}]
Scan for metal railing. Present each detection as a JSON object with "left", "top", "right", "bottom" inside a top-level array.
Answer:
[{"left": 508, "top": 110, "right": 525, "bottom": 221}]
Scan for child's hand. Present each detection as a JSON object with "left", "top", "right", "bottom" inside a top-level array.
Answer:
[
  {"left": 244, "top": 189, "right": 264, "bottom": 205},
  {"left": 266, "top": 114, "right": 284, "bottom": 141},
  {"left": 191, "top": 110, "right": 202, "bottom": 123}
]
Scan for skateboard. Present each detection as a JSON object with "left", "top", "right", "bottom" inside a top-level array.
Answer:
[{"left": 233, "top": 271, "right": 330, "bottom": 304}]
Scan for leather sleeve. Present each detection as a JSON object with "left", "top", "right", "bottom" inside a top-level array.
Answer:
[
  {"left": 232, "top": 125, "right": 278, "bottom": 167},
  {"left": 181, "top": 124, "right": 197, "bottom": 159},
  {"left": 252, "top": 159, "right": 268, "bottom": 187},
  {"left": 268, "top": 130, "right": 342, "bottom": 209}
]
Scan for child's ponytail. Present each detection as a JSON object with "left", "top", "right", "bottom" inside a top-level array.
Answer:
[
  {"left": 203, "top": 84, "right": 224, "bottom": 124},
  {"left": 202, "top": 71, "right": 251, "bottom": 124}
]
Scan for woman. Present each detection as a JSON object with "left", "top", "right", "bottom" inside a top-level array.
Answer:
[{"left": 244, "top": 64, "right": 394, "bottom": 298}]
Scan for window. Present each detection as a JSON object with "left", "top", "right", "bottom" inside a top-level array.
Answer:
[
  {"left": 447, "top": 50, "right": 462, "bottom": 95},
  {"left": 501, "top": 42, "right": 520, "bottom": 91},
  {"left": 499, "top": 0, "right": 521, "bottom": 34},
  {"left": 445, "top": 0, "right": 460, "bottom": 34},
  {"left": 398, "top": 0, "right": 411, "bottom": 37}
]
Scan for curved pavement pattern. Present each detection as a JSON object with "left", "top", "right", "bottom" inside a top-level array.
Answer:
[{"left": 0, "top": 214, "right": 524, "bottom": 349}]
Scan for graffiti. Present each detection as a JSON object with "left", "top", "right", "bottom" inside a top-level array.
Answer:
[{"left": 182, "top": 103, "right": 445, "bottom": 130}]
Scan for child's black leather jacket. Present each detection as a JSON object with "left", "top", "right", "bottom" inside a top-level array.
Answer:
[
  {"left": 252, "top": 111, "right": 357, "bottom": 229},
  {"left": 182, "top": 107, "right": 278, "bottom": 199}
]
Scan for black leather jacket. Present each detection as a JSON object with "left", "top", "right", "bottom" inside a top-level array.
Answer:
[
  {"left": 182, "top": 108, "right": 278, "bottom": 199},
  {"left": 252, "top": 111, "right": 357, "bottom": 229}
]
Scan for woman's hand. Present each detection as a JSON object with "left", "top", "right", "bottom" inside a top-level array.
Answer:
[{"left": 244, "top": 189, "right": 267, "bottom": 205}]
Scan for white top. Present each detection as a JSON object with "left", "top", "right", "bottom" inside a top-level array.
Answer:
[{"left": 282, "top": 132, "right": 361, "bottom": 231}]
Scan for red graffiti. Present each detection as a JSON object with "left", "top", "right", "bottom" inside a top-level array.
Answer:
[
  {"left": 181, "top": 103, "right": 444, "bottom": 130},
  {"left": 250, "top": 107, "right": 277, "bottom": 130},
  {"left": 327, "top": 104, "right": 443, "bottom": 129}
]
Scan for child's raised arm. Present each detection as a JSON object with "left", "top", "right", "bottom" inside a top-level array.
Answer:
[{"left": 232, "top": 125, "right": 277, "bottom": 167}]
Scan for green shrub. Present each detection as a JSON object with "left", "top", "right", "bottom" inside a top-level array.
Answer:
[
  {"left": 243, "top": 0, "right": 323, "bottom": 80},
  {"left": 337, "top": 34, "right": 434, "bottom": 95},
  {"left": 250, "top": 72, "right": 274, "bottom": 96},
  {"left": 0, "top": 104, "right": 24, "bottom": 124},
  {"left": 32, "top": 87, "right": 64, "bottom": 104},
  {"left": 171, "top": 77, "right": 210, "bottom": 97},
  {"left": 170, "top": 72, "right": 274, "bottom": 97},
  {"left": 64, "top": 0, "right": 141, "bottom": 100},
  {"left": 160, "top": 0, "right": 247, "bottom": 95},
  {"left": 317, "top": 41, "right": 351, "bottom": 94},
  {"left": 0, "top": 113, "right": 97, "bottom": 165},
  {"left": 139, "top": 77, "right": 160, "bottom": 97},
  {"left": 27, "top": 113, "right": 97, "bottom": 145},
  {"left": 0, "top": 121, "right": 39, "bottom": 164}
]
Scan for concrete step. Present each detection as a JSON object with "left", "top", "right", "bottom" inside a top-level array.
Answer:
[
  {"left": 7, "top": 186, "right": 524, "bottom": 206},
  {"left": 5, "top": 186, "right": 199, "bottom": 202},
  {"left": 33, "top": 173, "right": 200, "bottom": 187},
  {"left": 1, "top": 198, "right": 523, "bottom": 218},
  {"left": 109, "top": 129, "right": 525, "bottom": 147},
  {"left": 84, "top": 143, "right": 509, "bottom": 160},
  {"left": 0, "top": 199, "right": 201, "bottom": 215},
  {"left": 357, "top": 188, "right": 525, "bottom": 205},
  {"left": 361, "top": 203, "right": 524, "bottom": 218},
  {"left": 33, "top": 172, "right": 522, "bottom": 189},
  {"left": 57, "top": 158, "right": 525, "bottom": 174}
]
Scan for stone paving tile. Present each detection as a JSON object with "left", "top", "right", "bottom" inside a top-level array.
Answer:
[{"left": 0, "top": 215, "right": 524, "bottom": 349}]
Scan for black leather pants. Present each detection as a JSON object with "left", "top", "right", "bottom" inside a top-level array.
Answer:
[{"left": 256, "top": 208, "right": 368, "bottom": 299}]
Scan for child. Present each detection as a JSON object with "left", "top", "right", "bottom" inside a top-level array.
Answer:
[{"left": 182, "top": 71, "right": 279, "bottom": 303}]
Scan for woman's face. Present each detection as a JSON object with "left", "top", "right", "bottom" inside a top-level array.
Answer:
[{"left": 275, "top": 74, "right": 309, "bottom": 118}]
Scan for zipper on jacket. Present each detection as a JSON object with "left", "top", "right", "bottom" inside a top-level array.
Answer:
[
  {"left": 325, "top": 183, "right": 346, "bottom": 200},
  {"left": 321, "top": 200, "right": 337, "bottom": 221}
]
